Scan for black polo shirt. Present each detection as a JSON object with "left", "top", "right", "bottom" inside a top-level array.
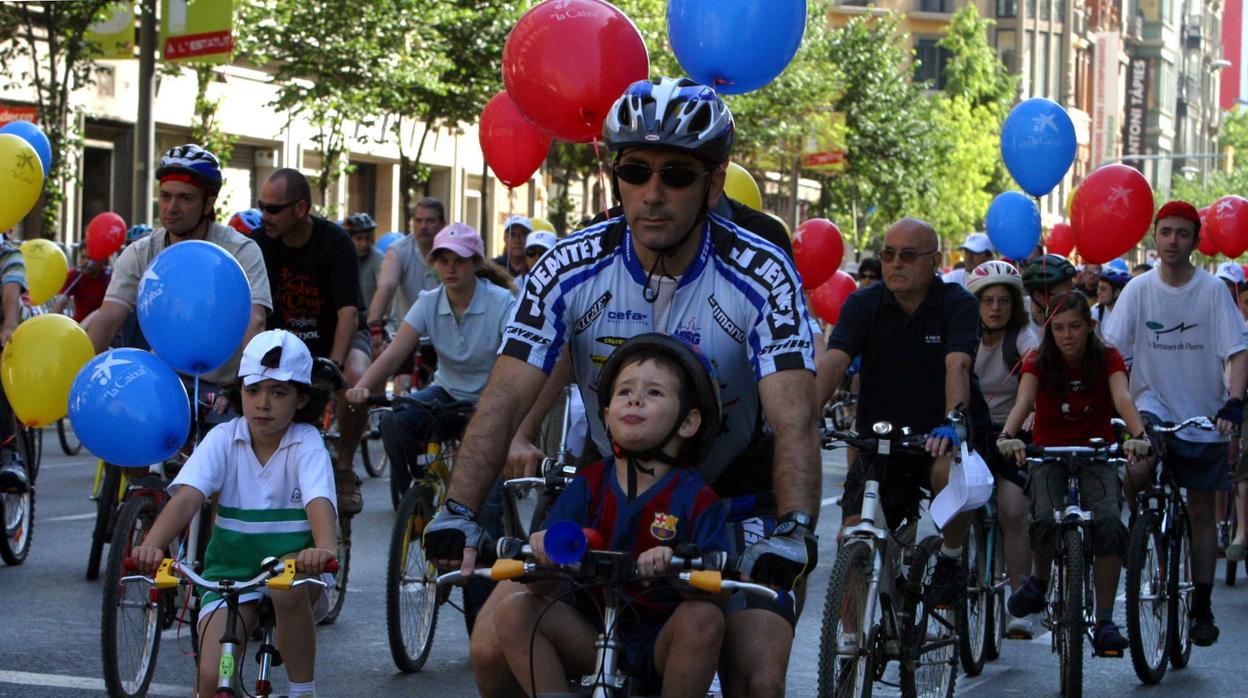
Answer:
[{"left": 828, "top": 276, "right": 990, "bottom": 435}]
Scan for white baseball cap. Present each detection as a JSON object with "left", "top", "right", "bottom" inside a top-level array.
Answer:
[
  {"left": 960, "top": 232, "right": 994, "bottom": 254},
  {"left": 239, "top": 330, "right": 313, "bottom": 386},
  {"left": 524, "top": 230, "right": 557, "bottom": 253},
  {"left": 1216, "top": 261, "right": 1245, "bottom": 285},
  {"left": 503, "top": 215, "right": 532, "bottom": 232}
]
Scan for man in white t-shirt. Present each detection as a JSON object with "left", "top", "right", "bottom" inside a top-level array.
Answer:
[
  {"left": 1103, "top": 200, "right": 1248, "bottom": 647},
  {"left": 941, "top": 232, "right": 994, "bottom": 288}
]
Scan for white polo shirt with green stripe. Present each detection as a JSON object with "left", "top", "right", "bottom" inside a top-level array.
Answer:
[{"left": 170, "top": 418, "right": 336, "bottom": 601}]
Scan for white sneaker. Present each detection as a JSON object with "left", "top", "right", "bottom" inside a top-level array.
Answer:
[{"left": 1006, "top": 614, "right": 1036, "bottom": 639}]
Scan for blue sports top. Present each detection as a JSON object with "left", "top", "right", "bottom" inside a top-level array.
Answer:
[{"left": 500, "top": 213, "right": 816, "bottom": 484}]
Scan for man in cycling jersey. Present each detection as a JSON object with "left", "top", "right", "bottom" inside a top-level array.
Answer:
[
  {"left": 1103, "top": 200, "right": 1248, "bottom": 647},
  {"left": 86, "top": 144, "right": 271, "bottom": 380},
  {"left": 255, "top": 168, "right": 372, "bottom": 515},
  {"left": 424, "top": 77, "right": 821, "bottom": 697},
  {"left": 816, "top": 217, "right": 992, "bottom": 606}
]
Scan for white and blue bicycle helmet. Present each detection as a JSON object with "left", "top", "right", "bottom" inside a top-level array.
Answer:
[
  {"left": 603, "top": 76, "right": 734, "bottom": 164},
  {"left": 155, "top": 144, "right": 223, "bottom": 194}
]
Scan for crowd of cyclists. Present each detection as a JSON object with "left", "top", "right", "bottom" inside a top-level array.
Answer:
[{"left": 0, "top": 73, "right": 1246, "bottom": 697}]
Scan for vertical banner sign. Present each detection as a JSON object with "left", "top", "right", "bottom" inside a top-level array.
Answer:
[
  {"left": 1120, "top": 55, "right": 1151, "bottom": 172},
  {"left": 801, "top": 111, "right": 848, "bottom": 173},
  {"left": 160, "top": 0, "right": 234, "bottom": 64},
  {"left": 1091, "top": 32, "right": 1121, "bottom": 166},
  {"left": 86, "top": 2, "right": 136, "bottom": 59}
]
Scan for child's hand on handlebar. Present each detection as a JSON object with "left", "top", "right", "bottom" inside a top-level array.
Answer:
[
  {"left": 131, "top": 544, "right": 166, "bottom": 575},
  {"left": 637, "top": 546, "right": 674, "bottom": 580},
  {"left": 344, "top": 387, "right": 370, "bottom": 405},
  {"left": 295, "top": 547, "right": 337, "bottom": 576},
  {"left": 528, "top": 530, "right": 551, "bottom": 566}
]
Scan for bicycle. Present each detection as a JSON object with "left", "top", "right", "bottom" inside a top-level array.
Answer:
[
  {"left": 381, "top": 394, "right": 475, "bottom": 672},
  {"left": 0, "top": 419, "right": 43, "bottom": 565},
  {"left": 120, "top": 555, "right": 335, "bottom": 698},
  {"left": 956, "top": 484, "right": 1007, "bottom": 677},
  {"left": 1124, "top": 416, "right": 1214, "bottom": 685},
  {"left": 310, "top": 357, "right": 352, "bottom": 626},
  {"left": 440, "top": 531, "right": 781, "bottom": 697},
  {"left": 1021, "top": 439, "right": 1126, "bottom": 698},
  {"left": 1218, "top": 469, "right": 1246, "bottom": 586},
  {"left": 817, "top": 420, "right": 961, "bottom": 698},
  {"left": 57, "top": 416, "right": 83, "bottom": 455}
]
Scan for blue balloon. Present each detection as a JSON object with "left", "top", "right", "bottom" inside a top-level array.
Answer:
[
  {"left": 668, "top": 0, "right": 807, "bottom": 95},
  {"left": 376, "top": 231, "right": 403, "bottom": 255},
  {"left": 0, "top": 121, "right": 52, "bottom": 176},
  {"left": 986, "top": 192, "right": 1041, "bottom": 261},
  {"left": 69, "top": 349, "right": 190, "bottom": 466},
  {"left": 137, "top": 240, "right": 251, "bottom": 375},
  {"left": 1000, "top": 98, "right": 1076, "bottom": 197}
]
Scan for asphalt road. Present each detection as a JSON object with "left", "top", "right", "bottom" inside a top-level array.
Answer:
[{"left": 3, "top": 426, "right": 1248, "bottom": 696}]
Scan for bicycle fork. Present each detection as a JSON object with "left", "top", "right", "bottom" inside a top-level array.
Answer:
[{"left": 588, "top": 588, "right": 627, "bottom": 697}]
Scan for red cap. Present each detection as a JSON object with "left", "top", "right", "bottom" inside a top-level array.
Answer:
[{"left": 1155, "top": 201, "right": 1201, "bottom": 229}]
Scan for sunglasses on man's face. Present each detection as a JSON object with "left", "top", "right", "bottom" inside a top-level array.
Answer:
[
  {"left": 257, "top": 200, "right": 300, "bottom": 215},
  {"left": 879, "top": 247, "right": 937, "bottom": 264},
  {"left": 614, "top": 162, "right": 708, "bottom": 189}
]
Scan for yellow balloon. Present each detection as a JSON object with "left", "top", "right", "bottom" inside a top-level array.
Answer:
[
  {"left": 724, "top": 162, "right": 763, "bottom": 211},
  {"left": 1, "top": 313, "right": 95, "bottom": 427},
  {"left": 0, "top": 134, "right": 45, "bottom": 231},
  {"left": 530, "top": 216, "right": 556, "bottom": 233},
  {"left": 19, "top": 238, "right": 68, "bottom": 305}
]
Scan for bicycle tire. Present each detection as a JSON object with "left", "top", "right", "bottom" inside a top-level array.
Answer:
[
  {"left": 390, "top": 458, "right": 411, "bottom": 511},
  {"left": 387, "top": 484, "right": 440, "bottom": 673},
  {"left": 1125, "top": 511, "right": 1167, "bottom": 684},
  {"left": 87, "top": 464, "right": 122, "bottom": 580},
  {"left": 361, "top": 425, "right": 386, "bottom": 478},
  {"left": 319, "top": 515, "right": 352, "bottom": 625},
  {"left": 983, "top": 519, "right": 1006, "bottom": 661},
  {"left": 816, "top": 540, "right": 875, "bottom": 698},
  {"left": 1058, "top": 528, "right": 1085, "bottom": 698},
  {"left": 101, "top": 494, "right": 163, "bottom": 698},
  {"left": 24, "top": 426, "right": 42, "bottom": 484},
  {"left": 0, "top": 482, "right": 33, "bottom": 566},
  {"left": 1167, "top": 514, "right": 1193, "bottom": 668},
  {"left": 901, "top": 535, "right": 957, "bottom": 698},
  {"left": 58, "top": 417, "right": 83, "bottom": 456},
  {"left": 957, "top": 517, "right": 988, "bottom": 676}
]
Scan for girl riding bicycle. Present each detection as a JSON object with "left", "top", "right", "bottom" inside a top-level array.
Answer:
[
  {"left": 132, "top": 330, "right": 338, "bottom": 698},
  {"left": 996, "top": 290, "right": 1151, "bottom": 655}
]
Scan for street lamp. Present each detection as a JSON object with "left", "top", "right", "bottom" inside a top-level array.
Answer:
[{"left": 1211, "top": 58, "right": 1233, "bottom": 70}]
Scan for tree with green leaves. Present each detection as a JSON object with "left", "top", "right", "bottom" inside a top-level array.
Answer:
[
  {"left": 938, "top": 4, "right": 1017, "bottom": 113},
  {"left": 189, "top": 64, "right": 238, "bottom": 167},
  {"left": 1171, "top": 108, "right": 1248, "bottom": 219},
  {"left": 0, "top": 1, "right": 113, "bottom": 237}
]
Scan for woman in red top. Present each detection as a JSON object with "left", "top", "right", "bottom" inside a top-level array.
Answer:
[{"left": 996, "top": 291, "right": 1150, "bottom": 655}]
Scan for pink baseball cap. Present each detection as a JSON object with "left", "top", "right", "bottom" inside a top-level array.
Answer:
[{"left": 430, "top": 222, "right": 485, "bottom": 258}]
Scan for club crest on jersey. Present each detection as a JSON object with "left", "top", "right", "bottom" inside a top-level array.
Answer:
[
  {"left": 290, "top": 488, "right": 302, "bottom": 503},
  {"left": 650, "top": 512, "right": 679, "bottom": 541}
]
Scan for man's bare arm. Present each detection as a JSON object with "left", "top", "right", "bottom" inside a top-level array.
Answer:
[
  {"left": 331, "top": 306, "right": 358, "bottom": 366},
  {"left": 815, "top": 347, "right": 853, "bottom": 411},
  {"left": 446, "top": 355, "right": 551, "bottom": 510},
  {"left": 944, "top": 352, "right": 972, "bottom": 414},
  {"left": 86, "top": 301, "right": 130, "bottom": 354},
  {"left": 367, "top": 249, "right": 401, "bottom": 325},
  {"left": 759, "top": 368, "right": 821, "bottom": 518},
  {"left": 244, "top": 304, "right": 267, "bottom": 347}
]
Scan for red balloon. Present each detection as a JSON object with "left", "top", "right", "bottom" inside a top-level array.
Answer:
[
  {"left": 1205, "top": 196, "right": 1248, "bottom": 258},
  {"left": 502, "top": 0, "right": 649, "bottom": 143},
  {"left": 86, "top": 212, "right": 127, "bottom": 261},
  {"left": 480, "top": 91, "right": 553, "bottom": 189},
  {"left": 793, "top": 218, "right": 845, "bottom": 290},
  {"left": 1197, "top": 207, "right": 1221, "bottom": 256},
  {"left": 1046, "top": 222, "right": 1074, "bottom": 257},
  {"left": 1071, "top": 164, "right": 1154, "bottom": 264},
  {"left": 809, "top": 271, "right": 857, "bottom": 325}
]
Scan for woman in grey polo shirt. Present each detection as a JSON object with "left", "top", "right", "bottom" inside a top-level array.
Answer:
[{"left": 345, "top": 223, "right": 515, "bottom": 489}]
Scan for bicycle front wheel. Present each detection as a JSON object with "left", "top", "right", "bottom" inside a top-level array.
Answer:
[
  {"left": 361, "top": 409, "right": 387, "bottom": 477},
  {"left": 817, "top": 540, "right": 876, "bottom": 698},
  {"left": 1058, "top": 529, "right": 1085, "bottom": 698},
  {"left": 902, "top": 535, "right": 957, "bottom": 698},
  {"left": 983, "top": 519, "right": 1007, "bottom": 660},
  {"left": 1167, "top": 514, "right": 1194, "bottom": 668},
  {"left": 319, "top": 515, "right": 352, "bottom": 625},
  {"left": 0, "top": 483, "right": 33, "bottom": 566},
  {"left": 58, "top": 417, "right": 82, "bottom": 456},
  {"left": 87, "top": 464, "right": 122, "bottom": 580},
  {"left": 957, "top": 517, "right": 988, "bottom": 676},
  {"left": 1125, "top": 511, "right": 1168, "bottom": 684},
  {"left": 387, "top": 484, "right": 440, "bottom": 672},
  {"left": 101, "top": 494, "right": 163, "bottom": 698}
]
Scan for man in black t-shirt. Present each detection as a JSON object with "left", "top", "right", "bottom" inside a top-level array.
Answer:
[{"left": 257, "top": 168, "right": 372, "bottom": 514}]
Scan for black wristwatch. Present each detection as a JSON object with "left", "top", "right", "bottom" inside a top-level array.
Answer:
[
  {"left": 775, "top": 510, "right": 815, "bottom": 535},
  {"left": 445, "top": 497, "right": 478, "bottom": 520}
]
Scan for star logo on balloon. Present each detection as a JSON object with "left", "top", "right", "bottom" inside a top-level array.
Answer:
[
  {"left": 91, "top": 354, "right": 132, "bottom": 385},
  {"left": 15, "top": 150, "right": 36, "bottom": 172},
  {"left": 1217, "top": 198, "right": 1236, "bottom": 215},
  {"left": 1032, "top": 113, "right": 1057, "bottom": 133},
  {"left": 1107, "top": 186, "right": 1131, "bottom": 207}
]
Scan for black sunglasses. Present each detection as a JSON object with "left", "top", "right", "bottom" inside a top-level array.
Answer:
[
  {"left": 613, "top": 162, "right": 708, "bottom": 189},
  {"left": 257, "top": 200, "right": 300, "bottom": 215},
  {"left": 879, "top": 247, "right": 938, "bottom": 264}
]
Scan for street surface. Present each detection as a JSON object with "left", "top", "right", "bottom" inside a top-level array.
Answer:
[{"left": 2, "top": 425, "right": 1247, "bottom": 696}]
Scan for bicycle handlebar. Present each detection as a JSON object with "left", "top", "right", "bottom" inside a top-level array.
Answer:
[
  {"left": 821, "top": 428, "right": 931, "bottom": 455},
  {"left": 1148, "top": 416, "right": 1216, "bottom": 434},
  {"left": 122, "top": 556, "right": 338, "bottom": 594},
  {"left": 1024, "top": 442, "right": 1122, "bottom": 457}
]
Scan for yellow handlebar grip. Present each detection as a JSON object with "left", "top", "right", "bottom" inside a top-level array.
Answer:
[
  {"left": 687, "top": 570, "right": 723, "bottom": 594},
  {"left": 491, "top": 559, "right": 526, "bottom": 581},
  {"left": 266, "top": 559, "right": 298, "bottom": 590},
  {"left": 154, "top": 559, "right": 179, "bottom": 590}
]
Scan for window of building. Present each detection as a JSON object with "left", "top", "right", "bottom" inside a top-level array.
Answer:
[
  {"left": 996, "top": 28, "right": 1017, "bottom": 71},
  {"left": 347, "top": 161, "right": 377, "bottom": 218},
  {"left": 1037, "top": 34, "right": 1049, "bottom": 98},
  {"left": 918, "top": 0, "right": 948, "bottom": 12},
  {"left": 914, "top": 38, "right": 951, "bottom": 88},
  {"left": 997, "top": 0, "right": 1017, "bottom": 17}
]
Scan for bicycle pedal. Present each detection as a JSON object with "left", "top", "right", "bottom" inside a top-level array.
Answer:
[{"left": 1093, "top": 648, "right": 1124, "bottom": 658}]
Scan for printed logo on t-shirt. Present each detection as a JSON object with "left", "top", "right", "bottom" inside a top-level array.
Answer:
[
  {"left": 574, "top": 291, "right": 612, "bottom": 334},
  {"left": 675, "top": 316, "right": 702, "bottom": 346},
  {"left": 290, "top": 487, "right": 302, "bottom": 503},
  {"left": 1145, "top": 320, "right": 1202, "bottom": 350},
  {"left": 650, "top": 512, "right": 679, "bottom": 542},
  {"left": 924, "top": 334, "right": 943, "bottom": 344}
]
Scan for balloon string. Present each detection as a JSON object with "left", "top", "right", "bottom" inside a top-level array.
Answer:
[
  {"left": 193, "top": 376, "right": 201, "bottom": 446},
  {"left": 592, "top": 138, "right": 609, "bottom": 215},
  {"left": 62, "top": 269, "right": 85, "bottom": 295}
]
